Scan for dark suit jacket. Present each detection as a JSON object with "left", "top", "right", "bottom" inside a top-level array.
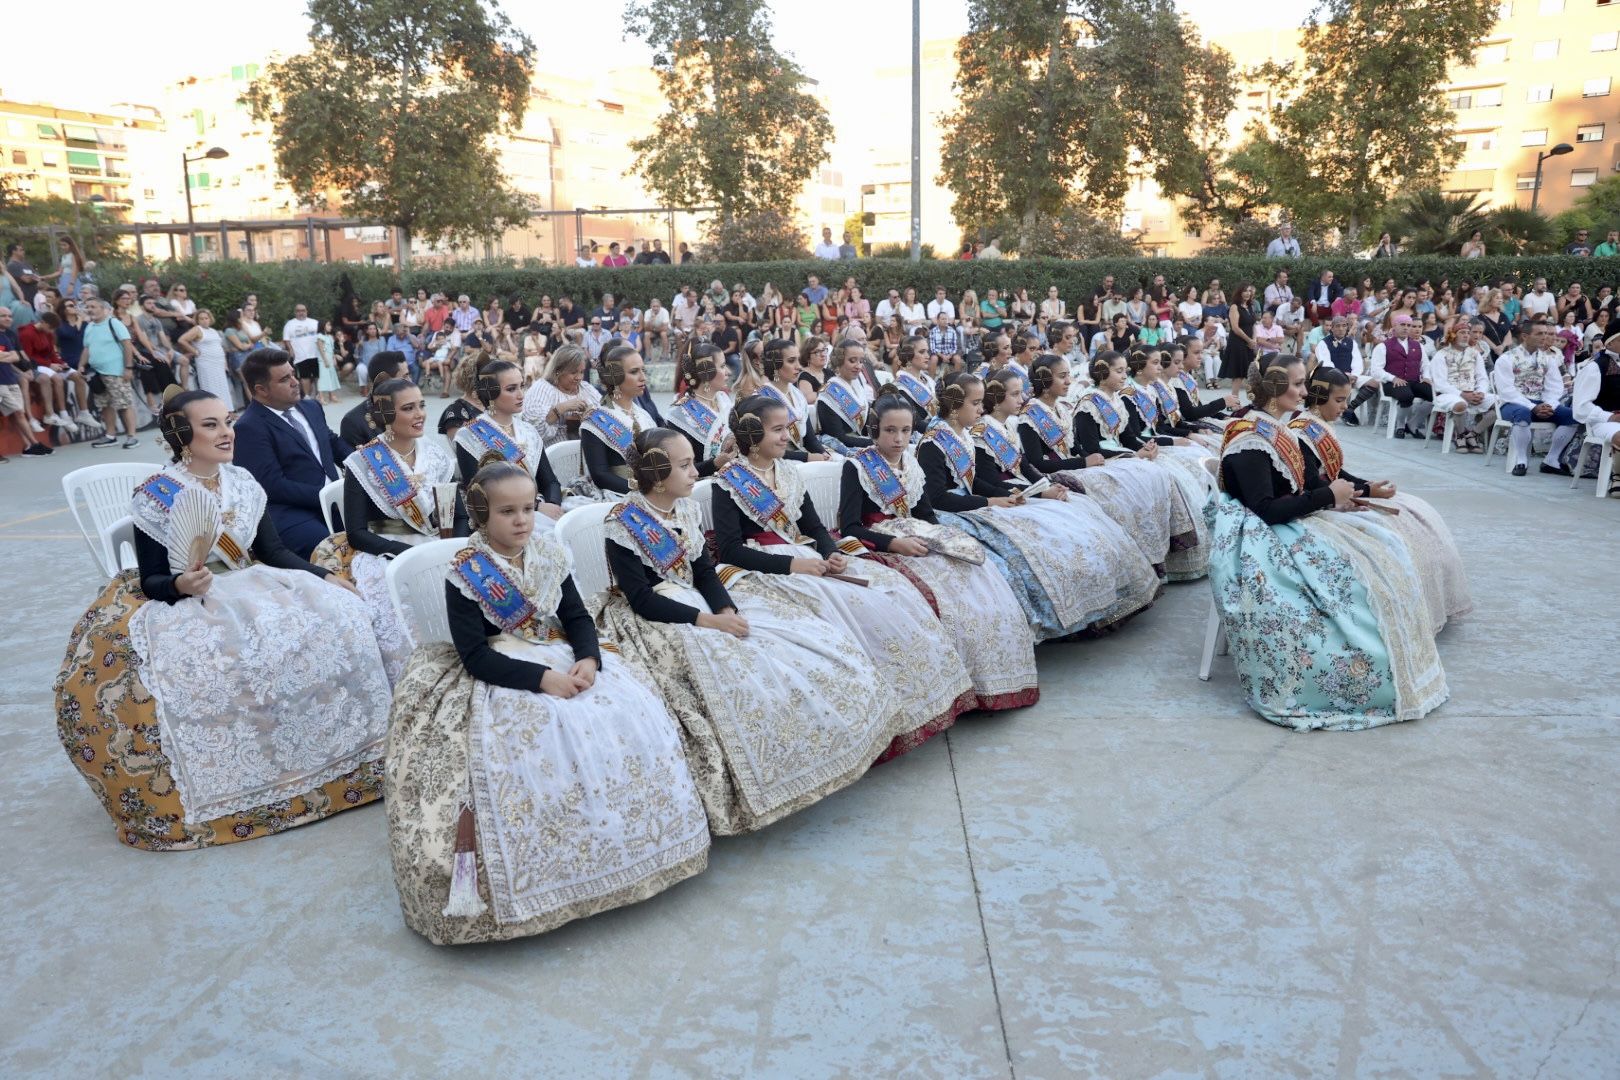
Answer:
[
  {"left": 339, "top": 401, "right": 374, "bottom": 450},
  {"left": 233, "top": 398, "right": 353, "bottom": 557},
  {"left": 1309, "top": 280, "right": 1343, "bottom": 307}
]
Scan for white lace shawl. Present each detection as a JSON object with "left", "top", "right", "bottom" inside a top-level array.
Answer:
[
  {"left": 604, "top": 493, "right": 707, "bottom": 588},
  {"left": 666, "top": 391, "right": 733, "bottom": 455},
  {"left": 130, "top": 463, "right": 266, "bottom": 562},
  {"left": 345, "top": 437, "right": 455, "bottom": 535}
]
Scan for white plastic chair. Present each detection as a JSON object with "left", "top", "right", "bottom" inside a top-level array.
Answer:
[
  {"left": 1372, "top": 393, "right": 1400, "bottom": 439},
  {"left": 319, "top": 477, "right": 345, "bottom": 534},
  {"left": 555, "top": 502, "right": 613, "bottom": 602},
  {"left": 1570, "top": 432, "right": 1615, "bottom": 498},
  {"left": 63, "top": 463, "right": 152, "bottom": 576},
  {"left": 798, "top": 459, "right": 846, "bottom": 527},
  {"left": 103, "top": 515, "right": 138, "bottom": 578},
  {"left": 546, "top": 439, "right": 584, "bottom": 485},
  {"left": 691, "top": 478, "right": 716, "bottom": 531},
  {"left": 1198, "top": 600, "right": 1229, "bottom": 682},
  {"left": 1439, "top": 410, "right": 1460, "bottom": 454},
  {"left": 384, "top": 538, "right": 466, "bottom": 645}
]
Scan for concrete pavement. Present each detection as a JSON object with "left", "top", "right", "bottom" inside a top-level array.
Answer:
[{"left": 1, "top": 398, "right": 1616, "bottom": 1079}]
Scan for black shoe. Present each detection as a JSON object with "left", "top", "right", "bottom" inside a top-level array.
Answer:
[
  {"left": 1343, "top": 412, "right": 1361, "bottom": 427},
  {"left": 1540, "top": 463, "right": 1572, "bottom": 477},
  {"left": 1512, "top": 464, "right": 1527, "bottom": 476},
  {"left": 92, "top": 436, "right": 117, "bottom": 448},
  {"left": 1394, "top": 427, "right": 1406, "bottom": 439},
  {"left": 1407, "top": 427, "right": 1427, "bottom": 441},
  {"left": 22, "top": 443, "right": 53, "bottom": 456}
]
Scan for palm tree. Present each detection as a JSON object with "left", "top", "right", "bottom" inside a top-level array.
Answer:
[
  {"left": 1382, "top": 190, "right": 1491, "bottom": 255},
  {"left": 1487, "top": 206, "right": 1558, "bottom": 255}
]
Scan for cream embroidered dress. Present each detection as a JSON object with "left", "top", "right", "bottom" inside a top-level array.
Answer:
[
  {"left": 384, "top": 532, "right": 709, "bottom": 945},
  {"left": 596, "top": 493, "right": 903, "bottom": 834}
]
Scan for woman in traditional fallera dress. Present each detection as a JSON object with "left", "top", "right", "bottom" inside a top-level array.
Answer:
[
  {"left": 595, "top": 428, "right": 903, "bottom": 834},
  {"left": 453, "top": 359, "right": 574, "bottom": 529},
  {"left": 1208, "top": 356, "right": 1448, "bottom": 731},
  {"left": 712, "top": 396, "right": 974, "bottom": 761},
  {"left": 1123, "top": 349, "right": 1221, "bottom": 503},
  {"left": 884, "top": 340, "right": 940, "bottom": 437},
  {"left": 1156, "top": 348, "right": 1226, "bottom": 452},
  {"left": 1014, "top": 354, "right": 1184, "bottom": 576},
  {"left": 666, "top": 343, "right": 739, "bottom": 475},
  {"left": 1074, "top": 353, "right": 1210, "bottom": 581},
  {"left": 384, "top": 463, "right": 709, "bottom": 945},
  {"left": 309, "top": 379, "right": 466, "bottom": 685},
  {"left": 839, "top": 396, "right": 1039, "bottom": 712},
  {"left": 815, "top": 339, "right": 876, "bottom": 452},
  {"left": 581, "top": 346, "right": 659, "bottom": 499},
  {"left": 756, "top": 337, "right": 834, "bottom": 461},
  {"left": 974, "top": 370, "right": 1160, "bottom": 630},
  {"left": 1291, "top": 366, "right": 1473, "bottom": 634},
  {"left": 55, "top": 390, "right": 394, "bottom": 849}
]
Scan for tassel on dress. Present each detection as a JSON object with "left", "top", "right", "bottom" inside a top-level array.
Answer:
[{"left": 442, "top": 803, "right": 487, "bottom": 918}]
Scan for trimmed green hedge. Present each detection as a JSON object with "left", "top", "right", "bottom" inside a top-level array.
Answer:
[{"left": 93, "top": 254, "right": 1620, "bottom": 329}]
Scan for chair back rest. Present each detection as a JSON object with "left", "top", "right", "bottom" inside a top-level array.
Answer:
[
  {"left": 555, "top": 502, "right": 613, "bottom": 602},
  {"left": 691, "top": 478, "right": 716, "bottom": 532},
  {"left": 385, "top": 538, "right": 466, "bottom": 645},
  {"left": 63, "top": 463, "right": 153, "bottom": 576},
  {"left": 104, "top": 515, "right": 137, "bottom": 576},
  {"left": 546, "top": 440, "right": 584, "bottom": 485},
  {"left": 798, "top": 460, "right": 845, "bottom": 529},
  {"left": 1202, "top": 455, "right": 1220, "bottom": 481},
  {"left": 319, "top": 477, "right": 345, "bottom": 534}
]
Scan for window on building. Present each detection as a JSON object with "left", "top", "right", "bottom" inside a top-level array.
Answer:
[
  {"left": 36, "top": 123, "right": 59, "bottom": 140},
  {"left": 1537, "top": 0, "right": 1563, "bottom": 12},
  {"left": 40, "top": 152, "right": 59, "bottom": 168},
  {"left": 1516, "top": 173, "right": 1538, "bottom": 190},
  {"left": 1521, "top": 128, "right": 1548, "bottom": 145},
  {"left": 1585, "top": 77, "right": 1613, "bottom": 97},
  {"left": 1476, "top": 88, "right": 1504, "bottom": 106},
  {"left": 1449, "top": 92, "right": 1473, "bottom": 109},
  {"left": 1526, "top": 84, "right": 1553, "bottom": 102},
  {"left": 1571, "top": 168, "right": 1598, "bottom": 186},
  {"left": 1532, "top": 40, "right": 1559, "bottom": 60},
  {"left": 9, "top": 149, "right": 26, "bottom": 165},
  {"left": 1593, "top": 32, "right": 1620, "bottom": 52},
  {"left": 1577, "top": 124, "right": 1605, "bottom": 143},
  {"left": 1476, "top": 43, "right": 1509, "bottom": 63}
]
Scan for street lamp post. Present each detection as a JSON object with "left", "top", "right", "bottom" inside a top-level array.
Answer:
[
  {"left": 1530, "top": 142, "right": 1573, "bottom": 212},
  {"left": 181, "top": 146, "right": 230, "bottom": 226}
]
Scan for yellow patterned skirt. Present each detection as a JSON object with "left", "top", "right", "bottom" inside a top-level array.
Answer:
[{"left": 53, "top": 573, "right": 383, "bottom": 851}]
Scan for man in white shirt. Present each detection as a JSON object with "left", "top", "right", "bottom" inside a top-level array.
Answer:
[
  {"left": 1365, "top": 320, "right": 1435, "bottom": 439},
  {"left": 671, "top": 286, "right": 699, "bottom": 334},
  {"left": 977, "top": 236, "right": 1003, "bottom": 260},
  {"left": 1520, "top": 278, "right": 1556, "bottom": 321},
  {"left": 1275, "top": 295, "right": 1307, "bottom": 353},
  {"left": 874, "top": 289, "right": 901, "bottom": 324},
  {"left": 1264, "top": 223, "right": 1301, "bottom": 258},
  {"left": 1313, "top": 316, "right": 1373, "bottom": 423},
  {"left": 813, "top": 227, "right": 841, "bottom": 260},
  {"left": 926, "top": 287, "right": 955, "bottom": 323},
  {"left": 1263, "top": 270, "right": 1293, "bottom": 312},
  {"left": 1429, "top": 320, "right": 1498, "bottom": 452},
  {"left": 1494, "top": 321, "right": 1577, "bottom": 475},
  {"left": 280, "top": 303, "right": 321, "bottom": 395},
  {"left": 641, "top": 297, "right": 671, "bottom": 361}
]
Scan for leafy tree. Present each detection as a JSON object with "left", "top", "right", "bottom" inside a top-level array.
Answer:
[
  {"left": 1566, "top": 174, "right": 1620, "bottom": 232},
  {"left": 244, "top": 0, "right": 535, "bottom": 272},
  {"left": 1381, "top": 190, "right": 1490, "bottom": 255},
  {"left": 1486, "top": 206, "right": 1558, "bottom": 255},
  {"left": 1001, "top": 203, "right": 1142, "bottom": 259},
  {"left": 697, "top": 209, "right": 808, "bottom": 263},
  {"left": 941, "top": 0, "right": 1233, "bottom": 234},
  {"left": 624, "top": 2, "right": 833, "bottom": 219},
  {"left": 0, "top": 195, "right": 121, "bottom": 260},
  {"left": 1251, "top": 0, "right": 1500, "bottom": 241}
]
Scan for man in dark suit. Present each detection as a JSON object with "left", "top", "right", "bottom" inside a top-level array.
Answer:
[
  {"left": 233, "top": 349, "right": 353, "bottom": 558},
  {"left": 339, "top": 350, "right": 408, "bottom": 448},
  {"left": 1307, "top": 270, "right": 1343, "bottom": 326}
]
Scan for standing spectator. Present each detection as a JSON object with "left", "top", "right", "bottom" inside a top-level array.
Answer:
[
  {"left": 54, "top": 298, "right": 93, "bottom": 420},
  {"left": 814, "top": 227, "right": 841, "bottom": 260},
  {"left": 575, "top": 244, "right": 596, "bottom": 268},
  {"left": 648, "top": 238, "right": 673, "bottom": 264},
  {"left": 1264, "top": 269, "right": 1293, "bottom": 312},
  {"left": 1594, "top": 230, "right": 1620, "bottom": 258},
  {"left": 1566, "top": 229, "right": 1593, "bottom": 258},
  {"left": 1265, "top": 222, "right": 1301, "bottom": 258},
  {"left": 134, "top": 295, "right": 185, "bottom": 408},
  {"left": 178, "top": 309, "right": 232, "bottom": 404},
  {"left": 836, "top": 231, "right": 857, "bottom": 259},
  {"left": 79, "top": 297, "right": 140, "bottom": 449},
  {"left": 5, "top": 242, "right": 49, "bottom": 311},
  {"left": 1220, "top": 283, "right": 1259, "bottom": 391},
  {"left": 280, "top": 302, "right": 322, "bottom": 397},
  {"left": 1371, "top": 232, "right": 1399, "bottom": 259},
  {"left": 678, "top": 241, "right": 695, "bottom": 263},
  {"left": 601, "top": 242, "right": 629, "bottom": 268},
  {"left": 1458, "top": 230, "right": 1485, "bottom": 258},
  {"left": 977, "top": 236, "right": 1004, "bottom": 260}
]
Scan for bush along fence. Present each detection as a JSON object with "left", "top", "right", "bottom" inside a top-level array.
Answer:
[{"left": 90, "top": 254, "right": 1620, "bottom": 331}]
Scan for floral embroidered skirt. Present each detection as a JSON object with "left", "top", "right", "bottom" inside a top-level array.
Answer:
[
  {"left": 312, "top": 532, "right": 419, "bottom": 686},
  {"left": 385, "top": 640, "right": 710, "bottom": 945},
  {"left": 54, "top": 572, "right": 387, "bottom": 850},
  {"left": 1206, "top": 495, "right": 1449, "bottom": 731}
]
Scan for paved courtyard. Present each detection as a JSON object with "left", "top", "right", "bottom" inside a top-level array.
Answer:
[{"left": 1, "top": 399, "right": 1616, "bottom": 1079}]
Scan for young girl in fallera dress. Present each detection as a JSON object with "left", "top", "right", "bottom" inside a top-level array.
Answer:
[
  {"left": 318, "top": 379, "right": 466, "bottom": 684},
  {"left": 1290, "top": 366, "right": 1473, "bottom": 635},
  {"left": 595, "top": 428, "right": 904, "bottom": 834},
  {"left": 56, "top": 390, "right": 393, "bottom": 849},
  {"left": 917, "top": 372, "right": 1146, "bottom": 641},
  {"left": 385, "top": 462, "right": 709, "bottom": 945},
  {"left": 815, "top": 340, "right": 876, "bottom": 452},
  {"left": 883, "top": 340, "right": 939, "bottom": 438},
  {"left": 1013, "top": 354, "right": 1184, "bottom": 576},
  {"left": 755, "top": 337, "right": 834, "bottom": 461},
  {"left": 712, "top": 396, "right": 974, "bottom": 761},
  {"left": 667, "top": 343, "right": 739, "bottom": 475},
  {"left": 1153, "top": 349, "right": 1226, "bottom": 453},
  {"left": 839, "top": 395, "right": 1040, "bottom": 712},
  {"left": 454, "top": 359, "right": 572, "bottom": 530},
  {"left": 581, "top": 345, "right": 660, "bottom": 499},
  {"left": 1122, "top": 350, "right": 1221, "bottom": 504},
  {"left": 1209, "top": 355, "right": 1448, "bottom": 731},
  {"left": 974, "top": 371, "right": 1161, "bottom": 630},
  {"left": 1073, "top": 353, "right": 1210, "bottom": 580}
]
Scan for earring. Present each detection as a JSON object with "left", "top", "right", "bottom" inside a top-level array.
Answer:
[
  {"left": 381, "top": 429, "right": 393, "bottom": 445},
  {"left": 654, "top": 481, "right": 666, "bottom": 494},
  {"left": 180, "top": 446, "right": 193, "bottom": 466}
]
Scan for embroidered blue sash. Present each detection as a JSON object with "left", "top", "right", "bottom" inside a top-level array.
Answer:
[
  {"left": 137, "top": 473, "right": 184, "bottom": 512},
  {"left": 895, "top": 371, "right": 933, "bottom": 408},
  {"left": 1153, "top": 381, "right": 1181, "bottom": 423},
  {"left": 928, "top": 427, "right": 975, "bottom": 487},
  {"left": 464, "top": 415, "right": 524, "bottom": 466},
  {"left": 583, "top": 408, "right": 634, "bottom": 455},
  {"left": 976, "top": 421, "right": 1020, "bottom": 473},
  {"left": 1086, "top": 392, "right": 1125, "bottom": 435},
  {"left": 1024, "top": 401, "right": 1066, "bottom": 452},
  {"left": 451, "top": 548, "right": 538, "bottom": 634},
  {"left": 1178, "top": 371, "right": 1200, "bottom": 398},
  {"left": 716, "top": 461, "right": 797, "bottom": 535},
  {"left": 612, "top": 501, "right": 688, "bottom": 577},
  {"left": 1128, "top": 384, "right": 1160, "bottom": 424},
  {"left": 854, "top": 448, "right": 909, "bottom": 517},
  {"left": 675, "top": 397, "right": 719, "bottom": 437},
  {"left": 823, "top": 380, "right": 861, "bottom": 428},
  {"left": 359, "top": 442, "right": 422, "bottom": 516}
]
